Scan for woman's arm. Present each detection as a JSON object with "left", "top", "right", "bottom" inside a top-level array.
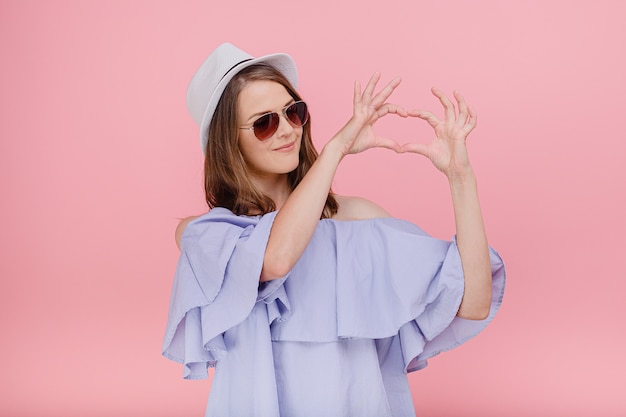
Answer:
[
  {"left": 402, "top": 88, "right": 492, "bottom": 320},
  {"left": 261, "top": 73, "right": 407, "bottom": 281},
  {"left": 448, "top": 170, "right": 492, "bottom": 320}
]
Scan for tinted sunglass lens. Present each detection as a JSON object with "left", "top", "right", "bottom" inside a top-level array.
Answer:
[
  {"left": 286, "top": 102, "right": 308, "bottom": 126},
  {"left": 253, "top": 113, "right": 279, "bottom": 140}
]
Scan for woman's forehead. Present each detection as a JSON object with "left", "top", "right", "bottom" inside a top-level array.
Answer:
[{"left": 238, "top": 80, "right": 292, "bottom": 116}]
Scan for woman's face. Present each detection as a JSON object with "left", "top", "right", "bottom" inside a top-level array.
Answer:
[{"left": 237, "top": 80, "right": 302, "bottom": 182}]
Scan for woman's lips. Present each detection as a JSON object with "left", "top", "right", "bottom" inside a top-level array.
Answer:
[{"left": 274, "top": 142, "right": 295, "bottom": 152}]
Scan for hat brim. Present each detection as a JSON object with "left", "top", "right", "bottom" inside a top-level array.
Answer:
[{"left": 197, "top": 53, "right": 298, "bottom": 154}]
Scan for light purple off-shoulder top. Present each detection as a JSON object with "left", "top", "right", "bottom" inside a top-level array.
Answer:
[{"left": 163, "top": 208, "right": 506, "bottom": 417}]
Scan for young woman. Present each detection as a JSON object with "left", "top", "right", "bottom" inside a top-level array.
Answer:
[{"left": 163, "top": 42, "right": 505, "bottom": 417}]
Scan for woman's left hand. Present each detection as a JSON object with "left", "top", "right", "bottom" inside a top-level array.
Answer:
[{"left": 400, "top": 88, "right": 477, "bottom": 179}]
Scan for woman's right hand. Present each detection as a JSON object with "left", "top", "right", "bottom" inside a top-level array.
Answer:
[{"left": 330, "top": 73, "right": 408, "bottom": 156}]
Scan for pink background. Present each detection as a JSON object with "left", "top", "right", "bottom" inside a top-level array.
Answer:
[{"left": 1, "top": 1, "right": 625, "bottom": 416}]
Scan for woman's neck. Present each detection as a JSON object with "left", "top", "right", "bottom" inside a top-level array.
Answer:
[{"left": 251, "top": 173, "right": 291, "bottom": 210}]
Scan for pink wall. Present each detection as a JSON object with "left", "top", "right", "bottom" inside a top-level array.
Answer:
[{"left": 1, "top": 1, "right": 624, "bottom": 416}]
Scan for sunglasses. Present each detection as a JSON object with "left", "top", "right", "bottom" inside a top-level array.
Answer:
[{"left": 239, "top": 101, "right": 309, "bottom": 141}]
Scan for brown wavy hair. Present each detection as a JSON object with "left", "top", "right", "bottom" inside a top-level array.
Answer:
[{"left": 204, "top": 64, "right": 338, "bottom": 218}]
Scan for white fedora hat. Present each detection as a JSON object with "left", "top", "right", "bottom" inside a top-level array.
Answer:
[{"left": 186, "top": 42, "right": 299, "bottom": 153}]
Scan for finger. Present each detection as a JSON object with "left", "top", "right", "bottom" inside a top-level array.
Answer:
[
  {"left": 398, "top": 142, "right": 430, "bottom": 157},
  {"left": 468, "top": 105, "right": 477, "bottom": 124},
  {"left": 375, "top": 137, "right": 403, "bottom": 152},
  {"left": 354, "top": 81, "right": 362, "bottom": 106},
  {"left": 362, "top": 72, "right": 381, "bottom": 101},
  {"left": 462, "top": 105, "right": 478, "bottom": 134},
  {"left": 454, "top": 90, "right": 469, "bottom": 125},
  {"left": 375, "top": 103, "right": 408, "bottom": 118},
  {"left": 431, "top": 87, "right": 456, "bottom": 122},
  {"left": 407, "top": 109, "right": 441, "bottom": 129},
  {"left": 370, "top": 76, "right": 402, "bottom": 109}
]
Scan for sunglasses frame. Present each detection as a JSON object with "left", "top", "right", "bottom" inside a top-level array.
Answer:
[{"left": 239, "top": 101, "right": 309, "bottom": 141}]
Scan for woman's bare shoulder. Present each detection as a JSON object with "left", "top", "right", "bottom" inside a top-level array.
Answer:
[
  {"left": 175, "top": 215, "right": 201, "bottom": 249},
  {"left": 332, "top": 194, "right": 392, "bottom": 221}
]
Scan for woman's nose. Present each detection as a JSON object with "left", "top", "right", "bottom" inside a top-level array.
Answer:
[{"left": 274, "top": 113, "right": 296, "bottom": 137}]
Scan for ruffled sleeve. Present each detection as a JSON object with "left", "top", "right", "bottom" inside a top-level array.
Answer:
[
  {"left": 333, "top": 218, "right": 506, "bottom": 373},
  {"left": 161, "top": 208, "right": 279, "bottom": 379}
]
